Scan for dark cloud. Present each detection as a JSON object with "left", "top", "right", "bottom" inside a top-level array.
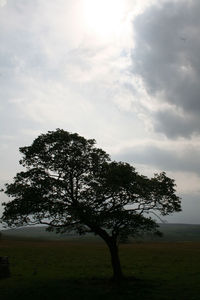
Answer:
[
  {"left": 132, "top": 0, "right": 200, "bottom": 137},
  {"left": 154, "top": 109, "right": 200, "bottom": 138},
  {"left": 113, "top": 143, "right": 200, "bottom": 175}
]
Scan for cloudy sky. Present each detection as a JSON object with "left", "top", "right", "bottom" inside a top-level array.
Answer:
[{"left": 1, "top": 0, "right": 200, "bottom": 224}]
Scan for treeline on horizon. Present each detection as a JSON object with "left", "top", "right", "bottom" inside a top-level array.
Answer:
[{"left": 1, "top": 223, "right": 200, "bottom": 242}]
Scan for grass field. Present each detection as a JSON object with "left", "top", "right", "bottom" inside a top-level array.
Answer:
[{"left": 0, "top": 238, "right": 200, "bottom": 299}]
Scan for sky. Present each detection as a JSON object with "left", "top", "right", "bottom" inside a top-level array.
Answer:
[{"left": 0, "top": 0, "right": 200, "bottom": 224}]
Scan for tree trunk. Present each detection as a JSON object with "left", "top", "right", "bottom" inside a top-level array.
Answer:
[
  {"left": 107, "top": 239, "right": 123, "bottom": 282},
  {"left": 87, "top": 225, "right": 124, "bottom": 281}
]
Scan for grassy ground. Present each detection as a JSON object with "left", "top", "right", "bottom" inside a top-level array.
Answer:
[{"left": 0, "top": 239, "right": 200, "bottom": 299}]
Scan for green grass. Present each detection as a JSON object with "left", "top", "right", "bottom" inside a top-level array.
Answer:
[{"left": 0, "top": 239, "right": 200, "bottom": 299}]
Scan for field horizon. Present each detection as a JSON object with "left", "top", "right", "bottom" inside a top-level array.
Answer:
[{"left": 1, "top": 223, "right": 200, "bottom": 243}]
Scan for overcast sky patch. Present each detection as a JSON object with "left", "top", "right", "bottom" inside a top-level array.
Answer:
[{"left": 132, "top": 0, "right": 200, "bottom": 137}]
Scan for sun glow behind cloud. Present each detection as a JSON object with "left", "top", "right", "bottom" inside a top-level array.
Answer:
[{"left": 82, "top": 0, "right": 127, "bottom": 41}]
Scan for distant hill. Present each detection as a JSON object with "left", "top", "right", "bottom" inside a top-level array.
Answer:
[
  {"left": 135, "top": 223, "right": 200, "bottom": 242},
  {"left": 0, "top": 226, "right": 100, "bottom": 242},
  {"left": 1, "top": 223, "right": 200, "bottom": 242}
]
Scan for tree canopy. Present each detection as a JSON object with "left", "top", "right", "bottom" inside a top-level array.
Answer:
[{"left": 1, "top": 129, "right": 181, "bottom": 280}]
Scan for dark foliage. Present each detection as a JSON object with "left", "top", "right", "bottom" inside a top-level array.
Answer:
[{"left": 1, "top": 129, "right": 181, "bottom": 280}]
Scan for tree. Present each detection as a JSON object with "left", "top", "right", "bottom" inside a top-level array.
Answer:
[{"left": 1, "top": 129, "right": 181, "bottom": 281}]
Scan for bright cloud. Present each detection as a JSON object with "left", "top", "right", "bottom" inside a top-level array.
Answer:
[{"left": 0, "top": 0, "right": 7, "bottom": 8}]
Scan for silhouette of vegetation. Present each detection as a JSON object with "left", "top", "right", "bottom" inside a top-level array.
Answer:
[{"left": 1, "top": 129, "right": 181, "bottom": 281}]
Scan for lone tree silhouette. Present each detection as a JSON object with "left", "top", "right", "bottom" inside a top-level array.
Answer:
[{"left": 1, "top": 129, "right": 181, "bottom": 281}]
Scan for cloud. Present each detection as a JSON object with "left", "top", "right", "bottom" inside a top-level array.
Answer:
[
  {"left": 165, "top": 193, "right": 200, "bottom": 224},
  {"left": 112, "top": 139, "right": 200, "bottom": 195},
  {"left": 1, "top": 0, "right": 200, "bottom": 224},
  {"left": 131, "top": 0, "right": 200, "bottom": 137},
  {"left": 113, "top": 140, "right": 200, "bottom": 175},
  {"left": 154, "top": 108, "right": 200, "bottom": 138},
  {"left": 0, "top": 0, "right": 136, "bottom": 139},
  {"left": 0, "top": 0, "right": 7, "bottom": 8}
]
